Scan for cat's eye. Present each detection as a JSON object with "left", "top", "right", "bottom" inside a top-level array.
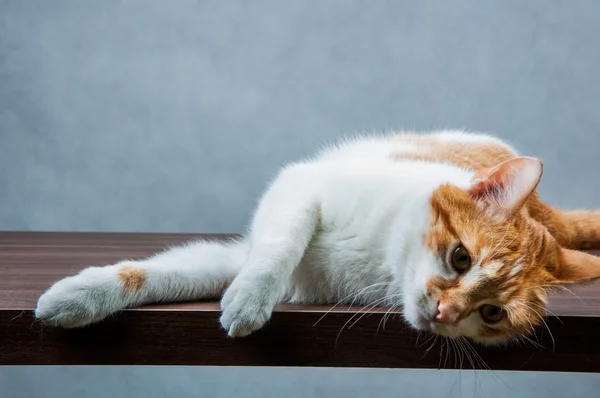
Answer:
[
  {"left": 451, "top": 245, "right": 471, "bottom": 273},
  {"left": 479, "top": 304, "right": 504, "bottom": 323}
]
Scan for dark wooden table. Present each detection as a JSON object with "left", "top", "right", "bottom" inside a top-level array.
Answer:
[{"left": 1, "top": 231, "right": 599, "bottom": 372}]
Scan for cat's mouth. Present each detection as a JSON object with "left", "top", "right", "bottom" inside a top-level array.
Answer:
[
  {"left": 430, "top": 323, "right": 460, "bottom": 338},
  {"left": 413, "top": 310, "right": 433, "bottom": 331}
]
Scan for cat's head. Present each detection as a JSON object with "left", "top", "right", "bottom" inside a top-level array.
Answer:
[{"left": 402, "top": 157, "right": 600, "bottom": 345}]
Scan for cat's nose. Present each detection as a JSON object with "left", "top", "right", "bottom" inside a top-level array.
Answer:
[{"left": 434, "top": 302, "right": 457, "bottom": 323}]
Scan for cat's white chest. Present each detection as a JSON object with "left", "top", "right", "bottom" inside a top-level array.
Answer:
[{"left": 285, "top": 159, "right": 472, "bottom": 304}]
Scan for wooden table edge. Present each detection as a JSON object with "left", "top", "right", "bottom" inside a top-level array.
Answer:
[{"left": 1, "top": 231, "right": 600, "bottom": 372}]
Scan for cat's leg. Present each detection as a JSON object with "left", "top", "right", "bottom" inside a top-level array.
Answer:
[
  {"left": 220, "top": 164, "right": 320, "bottom": 337},
  {"left": 35, "top": 238, "right": 249, "bottom": 328}
]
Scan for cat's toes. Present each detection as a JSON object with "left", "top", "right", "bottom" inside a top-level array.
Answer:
[
  {"left": 35, "top": 266, "right": 120, "bottom": 328},
  {"left": 220, "top": 280, "right": 277, "bottom": 337}
]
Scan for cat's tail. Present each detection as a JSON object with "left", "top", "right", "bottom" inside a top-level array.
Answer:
[
  {"left": 35, "top": 237, "right": 250, "bottom": 328},
  {"left": 529, "top": 198, "right": 600, "bottom": 250},
  {"left": 554, "top": 210, "right": 600, "bottom": 250}
]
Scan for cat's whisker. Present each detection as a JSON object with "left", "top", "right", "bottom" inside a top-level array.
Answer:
[
  {"left": 518, "top": 302, "right": 556, "bottom": 351},
  {"left": 376, "top": 305, "right": 397, "bottom": 333},
  {"left": 528, "top": 301, "right": 563, "bottom": 325},
  {"left": 459, "top": 340, "right": 466, "bottom": 371},
  {"left": 521, "top": 334, "right": 545, "bottom": 350},
  {"left": 522, "top": 321, "right": 544, "bottom": 349},
  {"left": 381, "top": 308, "right": 395, "bottom": 330},
  {"left": 525, "top": 319, "right": 537, "bottom": 336},
  {"left": 8, "top": 310, "right": 25, "bottom": 324},
  {"left": 334, "top": 294, "right": 403, "bottom": 345},
  {"left": 448, "top": 339, "right": 464, "bottom": 398},
  {"left": 343, "top": 297, "right": 389, "bottom": 328},
  {"left": 418, "top": 333, "right": 436, "bottom": 348},
  {"left": 460, "top": 337, "right": 489, "bottom": 371},
  {"left": 438, "top": 337, "right": 447, "bottom": 369},
  {"left": 538, "top": 316, "right": 556, "bottom": 352},
  {"left": 348, "top": 295, "right": 403, "bottom": 329},
  {"left": 427, "top": 335, "right": 439, "bottom": 352},
  {"left": 452, "top": 338, "right": 462, "bottom": 370},
  {"left": 457, "top": 337, "right": 475, "bottom": 370},
  {"left": 463, "top": 347, "right": 482, "bottom": 398},
  {"left": 29, "top": 317, "right": 42, "bottom": 330},
  {"left": 419, "top": 335, "right": 439, "bottom": 360},
  {"left": 455, "top": 340, "right": 462, "bottom": 371},
  {"left": 415, "top": 331, "right": 422, "bottom": 347},
  {"left": 345, "top": 281, "right": 392, "bottom": 309},
  {"left": 313, "top": 282, "right": 392, "bottom": 327},
  {"left": 461, "top": 337, "right": 510, "bottom": 390},
  {"left": 456, "top": 338, "right": 484, "bottom": 397},
  {"left": 451, "top": 339, "right": 459, "bottom": 370},
  {"left": 519, "top": 302, "right": 545, "bottom": 318},
  {"left": 556, "top": 285, "right": 587, "bottom": 306},
  {"left": 447, "top": 341, "right": 460, "bottom": 396},
  {"left": 443, "top": 337, "right": 451, "bottom": 369}
]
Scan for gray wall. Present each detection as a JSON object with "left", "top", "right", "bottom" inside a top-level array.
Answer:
[
  {"left": 2, "top": 0, "right": 600, "bottom": 234},
  {"left": 1, "top": 367, "right": 599, "bottom": 398},
  {"left": 1, "top": 1, "right": 600, "bottom": 397}
]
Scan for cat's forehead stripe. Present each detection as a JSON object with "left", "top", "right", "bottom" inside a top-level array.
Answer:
[{"left": 507, "top": 258, "right": 525, "bottom": 278}]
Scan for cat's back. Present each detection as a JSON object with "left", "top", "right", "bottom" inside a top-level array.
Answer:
[
  {"left": 307, "top": 130, "right": 515, "bottom": 237},
  {"left": 286, "top": 130, "right": 521, "bottom": 304},
  {"left": 316, "top": 130, "right": 517, "bottom": 171}
]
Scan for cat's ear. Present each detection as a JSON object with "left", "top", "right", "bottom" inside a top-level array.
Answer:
[
  {"left": 553, "top": 248, "right": 600, "bottom": 284},
  {"left": 467, "top": 157, "right": 543, "bottom": 217}
]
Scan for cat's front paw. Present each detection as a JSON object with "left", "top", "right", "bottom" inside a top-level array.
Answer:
[
  {"left": 220, "top": 276, "right": 279, "bottom": 337},
  {"left": 35, "top": 265, "right": 123, "bottom": 328}
]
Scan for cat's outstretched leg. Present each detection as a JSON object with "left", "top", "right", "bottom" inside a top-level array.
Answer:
[
  {"left": 35, "top": 238, "right": 249, "bottom": 328},
  {"left": 220, "top": 164, "right": 320, "bottom": 337}
]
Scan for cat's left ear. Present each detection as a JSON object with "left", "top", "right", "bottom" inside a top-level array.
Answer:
[
  {"left": 467, "top": 157, "right": 543, "bottom": 218},
  {"left": 553, "top": 248, "right": 600, "bottom": 284}
]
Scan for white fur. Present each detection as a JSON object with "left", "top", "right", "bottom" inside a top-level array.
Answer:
[{"left": 35, "top": 131, "right": 514, "bottom": 342}]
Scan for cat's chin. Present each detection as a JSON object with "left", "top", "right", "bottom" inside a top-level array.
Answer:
[
  {"left": 429, "top": 323, "right": 460, "bottom": 338},
  {"left": 406, "top": 310, "right": 433, "bottom": 332}
]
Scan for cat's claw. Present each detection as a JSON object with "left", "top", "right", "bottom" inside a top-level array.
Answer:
[{"left": 220, "top": 278, "right": 277, "bottom": 337}]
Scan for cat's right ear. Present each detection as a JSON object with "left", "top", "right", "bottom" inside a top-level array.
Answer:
[{"left": 467, "top": 157, "right": 543, "bottom": 218}]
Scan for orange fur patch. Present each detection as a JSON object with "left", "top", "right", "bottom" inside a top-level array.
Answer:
[
  {"left": 391, "top": 134, "right": 516, "bottom": 170},
  {"left": 118, "top": 266, "right": 147, "bottom": 293},
  {"left": 393, "top": 132, "right": 600, "bottom": 342}
]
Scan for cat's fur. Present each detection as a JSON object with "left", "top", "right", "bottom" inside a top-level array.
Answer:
[{"left": 35, "top": 131, "right": 600, "bottom": 345}]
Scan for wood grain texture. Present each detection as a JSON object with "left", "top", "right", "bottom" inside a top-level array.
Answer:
[{"left": 1, "top": 231, "right": 599, "bottom": 371}]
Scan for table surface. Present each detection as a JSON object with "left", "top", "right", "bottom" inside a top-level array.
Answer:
[{"left": 1, "top": 231, "right": 599, "bottom": 371}]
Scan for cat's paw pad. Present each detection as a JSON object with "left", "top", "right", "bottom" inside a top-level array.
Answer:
[
  {"left": 35, "top": 266, "right": 120, "bottom": 328},
  {"left": 220, "top": 279, "right": 277, "bottom": 337}
]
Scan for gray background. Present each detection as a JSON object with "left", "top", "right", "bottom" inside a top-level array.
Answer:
[
  {"left": 1, "top": 0, "right": 599, "bottom": 397},
  {"left": 2, "top": 0, "right": 600, "bottom": 233}
]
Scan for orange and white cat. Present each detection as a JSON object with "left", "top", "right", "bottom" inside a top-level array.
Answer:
[{"left": 35, "top": 131, "right": 600, "bottom": 345}]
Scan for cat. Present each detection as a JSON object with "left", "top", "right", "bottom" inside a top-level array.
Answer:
[{"left": 35, "top": 130, "right": 600, "bottom": 345}]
